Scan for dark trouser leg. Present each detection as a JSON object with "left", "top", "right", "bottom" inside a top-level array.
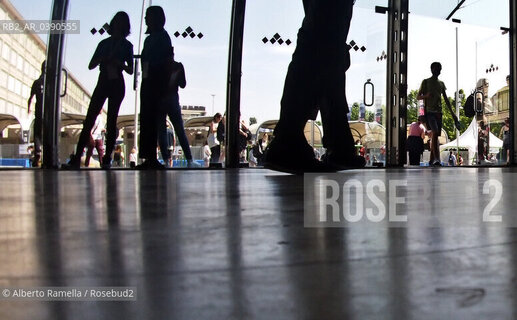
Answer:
[
  {"left": 32, "top": 103, "right": 43, "bottom": 166},
  {"left": 139, "top": 81, "right": 160, "bottom": 161},
  {"left": 157, "top": 120, "right": 171, "bottom": 163},
  {"left": 33, "top": 103, "right": 43, "bottom": 156},
  {"left": 94, "top": 139, "right": 104, "bottom": 164},
  {"left": 409, "top": 152, "right": 420, "bottom": 165},
  {"left": 104, "top": 79, "right": 125, "bottom": 162},
  {"left": 84, "top": 135, "right": 95, "bottom": 167},
  {"left": 210, "top": 145, "right": 220, "bottom": 163},
  {"left": 167, "top": 94, "right": 192, "bottom": 160},
  {"left": 75, "top": 83, "right": 108, "bottom": 163}
]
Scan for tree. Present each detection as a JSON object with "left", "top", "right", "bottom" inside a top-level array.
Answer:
[{"left": 249, "top": 117, "right": 257, "bottom": 125}]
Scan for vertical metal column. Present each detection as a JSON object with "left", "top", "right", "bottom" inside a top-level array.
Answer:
[
  {"left": 385, "top": 0, "right": 408, "bottom": 167},
  {"left": 42, "top": 0, "right": 69, "bottom": 168},
  {"left": 225, "top": 0, "right": 246, "bottom": 168},
  {"left": 510, "top": 0, "right": 517, "bottom": 165}
]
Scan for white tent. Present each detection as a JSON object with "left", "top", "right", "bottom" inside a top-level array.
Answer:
[{"left": 440, "top": 118, "right": 502, "bottom": 163}]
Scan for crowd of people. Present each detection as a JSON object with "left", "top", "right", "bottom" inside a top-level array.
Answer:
[{"left": 26, "top": 5, "right": 511, "bottom": 171}]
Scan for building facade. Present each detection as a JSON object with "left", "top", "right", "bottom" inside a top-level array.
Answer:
[{"left": 0, "top": 0, "right": 91, "bottom": 145}]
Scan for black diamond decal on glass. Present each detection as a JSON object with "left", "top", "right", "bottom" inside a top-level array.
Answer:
[
  {"left": 353, "top": 45, "right": 359, "bottom": 51},
  {"left": 262, "top": 37, "right": 268, "bottom": 43},
  {"left": 99, "top": 28, "right": 105, "bottom": 35},
  {"left": 278, "top": 39, "right": 284, "bottom": 45},
  {"left": 197, "top": 33, "right": 203, "bottom": 39},
  {"left": 182, "top": 32, "right": 188, "bottom": 38},
  {"left": 274, "top": 33, "right": 281, "bottom": 40},
  {"left": 346, "top": 44, "right": 352, "bottom": 50},
  {"left": 270, "top": 38, "right": 276, "bottom": 44},
  {"left": 360, "top": 46, "right": 366, "bottom": 52},
  {"left": 349, "top": 40, "right": 356, "bottom": 46},
  {"left": 174, "top": 31, "right": 180, "bottom": 37},
  {"left": 189, "top": 32, "right": 195, "bottom": 38},
  {"left": 377, "top": 57, "right": 380, "bottom": 61},
  {"left": 90, "top": 28, "right": 97, "bottom": 35},
  {"left": 286, "top": 39, "right": 291, "bottom": 45},
  {"left": 186, "top": 26, "right": 193, "bottom": 33}
]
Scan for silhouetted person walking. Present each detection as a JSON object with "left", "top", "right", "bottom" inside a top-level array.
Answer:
[
  {"left": 64, "top": 11, "right": 133, "bottom": 169},
  {"left": 417, "top": 62, "right": 460, "bottom": 166},
  {"left": 27, "top": 61, "right": 46, "bottom": 167},
  {"left": 137, "top": 6, "right": 171, "bottom": 169},
  {"left": 265, "top": 0, "right": 365, "bottom": 173}
]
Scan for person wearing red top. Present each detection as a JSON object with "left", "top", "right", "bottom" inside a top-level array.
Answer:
[{"left": 407, "top": 115, "right": 427, "bottom": 165}]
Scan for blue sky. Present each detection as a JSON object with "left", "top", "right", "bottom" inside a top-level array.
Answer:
[{"left": 10, "top": 0, "right": 511, "bottom": 125}]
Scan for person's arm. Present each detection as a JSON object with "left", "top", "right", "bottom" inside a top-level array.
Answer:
[
  {"left": 27, "top": 93, "right": 34, "bottom": 114},
  {"left": 177, "top": 63, "right": 186, "bottom": 89},
  {"left": 122, "top": 42, "right": 134, "bottom": 75},
  {"left": 417, "top": 80, "right": 429, "bottom": 114},
  {"left": 420, "top": 125, "right": 426, "bottom": 139},
  {"left": 27, "top": 80, "right": 37, "bottom": 113},
  {"left": 88, "top": 42, "right": 104, "bottom": 70}
]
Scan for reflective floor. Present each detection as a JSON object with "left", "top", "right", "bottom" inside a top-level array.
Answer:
[{"left": 1, "top": 168, "right": 517, "bottom": 319}]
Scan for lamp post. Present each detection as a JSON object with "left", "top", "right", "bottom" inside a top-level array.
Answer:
[{"left": 211, "top": 94, "right": 215, "bottom": 114}]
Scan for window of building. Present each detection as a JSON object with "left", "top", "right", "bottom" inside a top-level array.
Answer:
[
  {"left": 14, "top": 78, "right": 21, "bottom": 96},
  {"left": 7, "top": 76, "right": 14, "bottom": 92},
  {"left": 16, "top": 55, "right": 23, "bottom": 71},
  {"left": 22, "top": 84, "right": 29, "bottom": 99},
  {"left": 2, "top": 43, "right": 10, "bottom": 61},
  {"left": 9, "top": 49, "right": 17, "bottom": 66}
]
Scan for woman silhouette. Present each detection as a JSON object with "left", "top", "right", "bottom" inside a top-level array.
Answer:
[{"left": 65, "top": 11, "right": 133, "bottom": 169}]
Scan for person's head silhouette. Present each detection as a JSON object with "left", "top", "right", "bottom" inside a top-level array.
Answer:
[
  {"left": 108, "top": 11, "right": 131, "bottom": 38},
  {"left": 431, "top": 62, "right": 441, "bottom": 77},
  {"left": 145, "top": 6, "right": 166, "bottom": 34}
]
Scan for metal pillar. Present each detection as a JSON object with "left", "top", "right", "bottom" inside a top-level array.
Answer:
[
  {"left": 510, "top": 0, "right": 517, "bottom": 165},
  {"left": 385, "top": 0, "right": 408, "bottom": 167},
  {"left": 42, "top": 0, "right": 69, "bottom": 168},
  {"left": 225, "top": 0, "right": 246, "bottom": 168}
]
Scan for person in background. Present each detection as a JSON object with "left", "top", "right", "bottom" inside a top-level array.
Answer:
[
  {"left": 418, "top": 62, "right": 461, "bottom": 166},
  {"left": 202, "top": 140, "right": 211, "bottom": 167},
  {"left": 499, "top": 117, "right": 510, "bottom": 165},
  {"left": 157, "top": 46, "right": 199, "bottom": 168},
  {"left": 113, "top": 145, "right": 124, "bottom": 167},
  {"left": 208, "top": 113, "right": 222, "bottom": 164},
  {"left": 129, "top": 146, "right": 137, "bottom": 168},
  {"left": 448, "top": 150, "right": 456, "bottom": 166},
  {"left": 407, "top": 115, "right": 427, "bottom": 166},
  {"left": 27, "top": 61, "right": 46, "bottom": 167}
]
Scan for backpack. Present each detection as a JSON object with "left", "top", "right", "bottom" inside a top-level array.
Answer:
[{"left": 463, "top": 93, "right": 475, "bottom": 118}]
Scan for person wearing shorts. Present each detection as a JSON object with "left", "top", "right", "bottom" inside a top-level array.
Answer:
[{"left": 418, "top": 62, "right": 460, "bottom": 166}]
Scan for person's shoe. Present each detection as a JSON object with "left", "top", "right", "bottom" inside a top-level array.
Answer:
[
  {"left": 322, "top": 151, "right": 366, "bottom": 170},
  {"left": 101, "top": 157, "right": 112, "bottom": 170},
  {"left": 264, "top": 138, "right": 335, "bottom": 174},
  {"left": 187, "top": 160, "right": 202, "bottom": 168},
  {"left": 61, "top": 154, "right": 80, "bottom": 169},
  {"left": 31, "top": 155, "right": 40, "bottom": 168},
  {"left": 136, "top": 159, "right": 165, "bottom": 170},
  {"left": 432, "top": 160, "right": 442, "bottom": 166}
]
